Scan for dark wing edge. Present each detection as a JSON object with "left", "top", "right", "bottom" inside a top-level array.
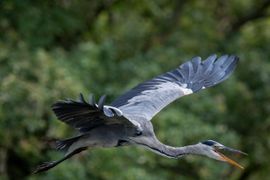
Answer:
[
  {"left": 111, "top": 54, "right": 239, "bottom": 121},
  {"left": 52, "top": 93, "right": 140, "bottom": 132}
]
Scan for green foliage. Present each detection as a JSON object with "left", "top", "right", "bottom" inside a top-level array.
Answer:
[{"left": 0, "top": 0, "right": 270, "bottom": 179}]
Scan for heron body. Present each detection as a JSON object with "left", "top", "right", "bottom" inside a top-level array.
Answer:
[{"left": 34, "top": 54, "right": 246, "bottom": 173}]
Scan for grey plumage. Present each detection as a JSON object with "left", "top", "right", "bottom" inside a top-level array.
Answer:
[
  {"left": 52, "top": 95, "right": 138, "bottom": 133},
  {"left": 34, "top": 54, "right": 244, "bottom": 174},
  {"left": 111, "top": 54, "right": 238, "bottom": 121}
]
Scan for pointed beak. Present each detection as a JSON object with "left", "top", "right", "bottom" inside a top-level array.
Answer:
[{"left": 215, "top": 146, "right": 247, "bottom": 170}]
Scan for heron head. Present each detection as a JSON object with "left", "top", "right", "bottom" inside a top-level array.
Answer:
[{"left": 198, "top": 140, "right": 247, "bottom": 169}]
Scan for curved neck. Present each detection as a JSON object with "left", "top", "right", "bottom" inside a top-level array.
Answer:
[{"left": 136, "top": 137, "right": 201, "bottom": 158}]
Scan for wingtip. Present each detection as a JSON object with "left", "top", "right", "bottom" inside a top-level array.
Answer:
[
  {"left": 224, "top": 54, "right": 239, "bottom": 62},
  {"left": 79, "top": 93, "right": 87, "bottom": 103},
  {"left": 233, "top": 55, "right": 240, "bottom": 62},
  {"left": 209, "top": 53, "right": 218, "bottom": 58}
]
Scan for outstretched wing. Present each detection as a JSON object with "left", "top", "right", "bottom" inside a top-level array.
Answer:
[
  {"left": 111, "top": 54, "right": 239, "bottom": 121},
  {"left": 52, "top": 94, "right": 141, "bottom": 133}
]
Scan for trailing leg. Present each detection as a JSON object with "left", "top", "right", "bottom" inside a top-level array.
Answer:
[{"left": 33, "top": 147, "right": 87, "bottom": 174}]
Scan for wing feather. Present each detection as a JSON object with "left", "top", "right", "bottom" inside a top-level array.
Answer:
[
  {"left": 52, "top": 94, "right": 140, "bottom": 132},
  {"left": 111, "top": 54, "right": 239, "bottom": 121}
]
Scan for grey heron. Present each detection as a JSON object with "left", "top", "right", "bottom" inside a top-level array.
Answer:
[{"left": 34, "top": 54, "right": 246, "bottom": 174}]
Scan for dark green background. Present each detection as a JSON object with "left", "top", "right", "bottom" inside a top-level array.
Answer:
[{"left": 0, "top": 0, "right": 269, "bottom": 179}]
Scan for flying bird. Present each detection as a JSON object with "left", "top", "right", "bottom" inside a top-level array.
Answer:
[{"left": 34, "top": 54, "right": 246, "bottom": 174}]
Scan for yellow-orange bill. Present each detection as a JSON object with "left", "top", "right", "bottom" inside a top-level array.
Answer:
[{"left": 217, "top": 152, "right": 244, "bottom": 170}]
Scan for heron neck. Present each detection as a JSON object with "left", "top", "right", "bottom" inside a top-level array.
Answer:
[
  {"left": 157, "top": 143, "right": 200, "bottom": 158},
  {"left": 138, "top": 137, "right": 201, "bottom": 158}
]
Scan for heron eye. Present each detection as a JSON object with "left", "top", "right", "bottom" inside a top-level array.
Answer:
[{"left": 136, "top": 130, "right": 142, "bottom": 136}]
